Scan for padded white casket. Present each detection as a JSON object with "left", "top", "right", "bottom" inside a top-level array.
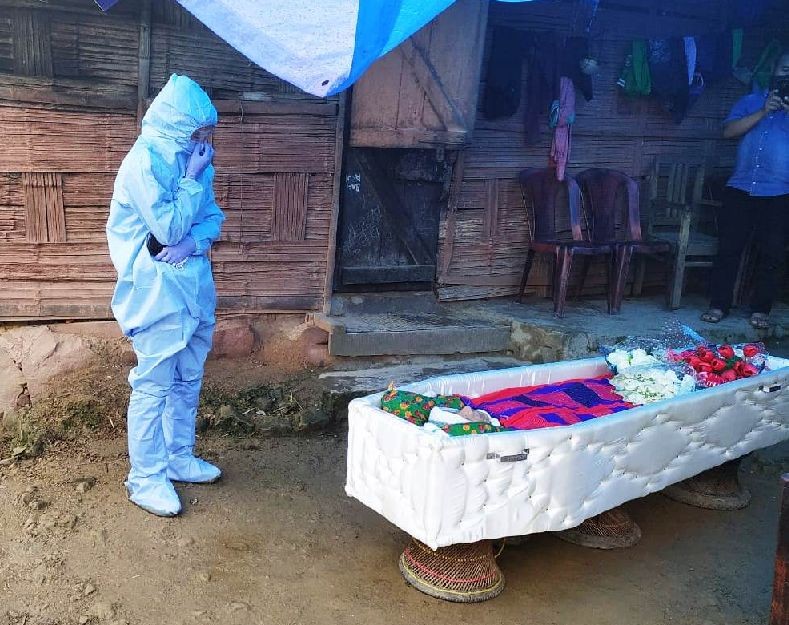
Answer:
[{"left": 345, "top": 356, "right": 789, "bottom": 549}]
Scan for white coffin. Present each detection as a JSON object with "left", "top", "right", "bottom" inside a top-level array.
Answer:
[{"left": 345, "top": 356, "right": 789, "bottom": 549}]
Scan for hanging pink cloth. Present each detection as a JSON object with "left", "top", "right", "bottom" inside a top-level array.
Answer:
[{"left": 550, "top": 77, "right": 576, "bottom": 181}]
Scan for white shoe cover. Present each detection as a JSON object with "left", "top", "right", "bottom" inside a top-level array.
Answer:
[
  {"left": 125, "top": 475, "right": 182, "bottom": 517},
  {"left": 167, "top": 454, "right": 222, "bottom": 483}
]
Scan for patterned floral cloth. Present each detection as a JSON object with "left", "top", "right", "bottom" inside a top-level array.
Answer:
[
  {"left": 439, "top": 422, "right": 507, "bottom": 436},
  {"left": 380, "top": 389, "right": 464, "bottom": 426},
  {"left": 468, "top": 376, "right": 633, "bottom": 430}
]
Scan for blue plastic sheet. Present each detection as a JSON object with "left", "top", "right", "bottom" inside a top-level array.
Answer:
[{"left": 96, "top": 0, "right": 535, "bottom": 97}]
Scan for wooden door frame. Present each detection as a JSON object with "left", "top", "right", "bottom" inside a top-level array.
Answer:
[{"left": 322, "top": 90, "right": 348, "bottom": 314}]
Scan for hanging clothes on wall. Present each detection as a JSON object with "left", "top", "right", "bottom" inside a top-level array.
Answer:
[
  {"left": 648, "top": 38, "right": 690, "bottom": 124},
  {"left": 549, "top": 77, "right": 576, "bottom": 181},
  {"left": 683, "top": 37, "right": 697, "bottom": 86},
  {"left": 683, "top": 36, "right": 706, "bottom": 106},
  {"left": 482, "top": 26, "right": 525, "bottom": 120},
  {"left": 732, "top": 29, "right": 744, "bottom": 70},
  {"left": 523, "top": 31, "right": 560, "bottom": 144},
  {"left": 617, "top": 39, "right": 651, "bottom": 96}
]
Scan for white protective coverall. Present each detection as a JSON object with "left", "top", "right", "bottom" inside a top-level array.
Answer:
[{"left": 106, "top": 74, "right": 225, "bottom": 516}]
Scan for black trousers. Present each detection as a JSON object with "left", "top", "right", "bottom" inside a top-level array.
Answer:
[{"left": 709, "top": 187, "right": 788, "bottom": 314}]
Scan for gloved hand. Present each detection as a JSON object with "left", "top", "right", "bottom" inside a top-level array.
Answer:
[
  {"left": 155, "top": 236, "right": 196, "bottom": 265},
  {"left": 185, "top": 142, "right": 214, "bottom": 180}
]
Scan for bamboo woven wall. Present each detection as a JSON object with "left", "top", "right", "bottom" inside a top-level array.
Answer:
[
  {"left": 437, "top": 0, "right": 788, "bottom": 301},
  {"left": 0, "top": 0, "right": 340, "bottom": 319}
]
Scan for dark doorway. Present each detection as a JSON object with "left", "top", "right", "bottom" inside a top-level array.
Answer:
[{"left": 335, "top": 148, "right": 449, "bottom": 291}]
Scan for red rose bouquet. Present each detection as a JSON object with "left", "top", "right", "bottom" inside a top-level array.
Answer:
[{"left": 669, "top": 343, "right": 765, "bottom": 387}]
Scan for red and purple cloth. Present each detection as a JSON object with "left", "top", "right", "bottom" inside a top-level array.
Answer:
[{"left": 468, "top": 376, "right": 633, "bottom": 431}]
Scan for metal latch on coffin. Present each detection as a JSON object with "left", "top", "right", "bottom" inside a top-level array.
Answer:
[
  {"left": 487, "top": 450, "right": 529, "bottom": 463},
  {"left": 759, "top": 383, "right": 782, "bottom": 393}
]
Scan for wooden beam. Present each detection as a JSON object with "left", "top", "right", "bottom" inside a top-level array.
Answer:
[
  {"left": 771, "top": 473, "right": 789, "bottom": 625},
  {"left": 137, "top": 0, "right": 152, "bottom": 127},
  {"left": 341, "top": 265, "right": 435, "bottom": 285},
  {"left": 0, "top": 76, "right": 137, "bottom": 111},
  {"left": 350, "top": 128, "right": 467, "bottom": 148},
  {"left": 213, "top": 100, "right": 338, "bottom": 117},
  {"left": 437, "top": 150, "right": 466, "bottom": 278},
  {"left": 322, "top": 91, "right": 347, "bottom": 314},
  {"left": 439, "top": 272, "right": 520, "bottom": 287},
  {"left": 217, "top": 295, "right": 321, "bottom": 311}
]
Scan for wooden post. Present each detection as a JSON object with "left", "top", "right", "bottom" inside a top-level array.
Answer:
[
  {"left": 771, "top": 473, "right": 789, "bottom": 625},
  {"left": 436, "top": 150, "right": 466, "bottom": 280},
  {"left": 322, "top": 91, "right": 348, "bottom": 315},
  {"left": 137, "top": 0, "right": 152, "bottom": 128}
]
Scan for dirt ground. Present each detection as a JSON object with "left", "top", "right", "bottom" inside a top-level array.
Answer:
[
  {"left": 1, "top": 429, "right": 786, "bottom": 625},
  {"left": 1, "top": 339, "right": 787, "bottom": 625}
]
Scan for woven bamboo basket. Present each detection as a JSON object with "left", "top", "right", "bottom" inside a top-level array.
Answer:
[
  {"left": 555, "top": 506, "right": 642, "bottom": 549},
  {"left": 398, "top": 539, "right": 505, "bottom": 603},
  {"left": 662, "top": 458, "right": 751, "bottom": 510}
]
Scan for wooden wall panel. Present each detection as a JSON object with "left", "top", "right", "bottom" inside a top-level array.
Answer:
[
  {"left": 0, "top": 1, "right": 139, "bottom": 111},
  {"left": 0, "top": 280, "right": 114, "bottom": 319},
  {"left": 350, "top": 0, "right": 489, "bottom": 147},
  {"left": 213, "top": 111, "right": 337, "bottom": 174},
  {"left": 437, "top": 1, "right": 789, "bottom": 301},
  {"left": 0, "top": 0, "right": 341, "bottom": 319},
  {"left": 22, "top": 173, "right": 65, "bottom": 243},
  {"left": 61, "top": 173, "right": 114, "bottom": 243},
  {"left": 0, "top": 172, "right": 24, "bottom": 242},
  {"left": 272, "top": 173, "right": 309, "bottom": 241},
  {"left": 49, "top": 16, "right": 140, "bottom": 85},
  {"left": 0, "top": 107, "right": 138, "bottom": 173},
  {"left": 12, "top": 8, "right": 52, "bottom": 77},
  {"left": 0, "top": 15, "right": 13, "bottom": 74}
]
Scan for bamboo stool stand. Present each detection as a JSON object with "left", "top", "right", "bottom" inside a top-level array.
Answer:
[
  {"left": 398, "top": 539, "right": 505, "bottom": 603},
  {"left": 662, "top": 458, "right": 751, "bottom": 510},
  {"left": 554, "top": 505, "right": 642, "bottom": 549}
]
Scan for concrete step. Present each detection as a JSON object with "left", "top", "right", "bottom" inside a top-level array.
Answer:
[
  {"left": 309, "top": 311, "right": 512, "bottom": 357},
  {"left": 316, "top": 355, "right": 525, "bottom": 423}
]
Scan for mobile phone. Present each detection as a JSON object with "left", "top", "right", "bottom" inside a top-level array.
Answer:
[
  {"left": 778, "top": 79, "right": 789, "bottom": 104},
  {"left": 146, "top": 233, "right": 164, "bottom": 256},
  {"left": 773, "top": 78, "right": 789, "bottom": 104}
]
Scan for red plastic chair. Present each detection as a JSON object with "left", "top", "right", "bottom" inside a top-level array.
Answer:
[
  {"left": 577, "top": 168, "right": 671, "bottom": 314},
  {"left": 517, "top": 168, "right": 614, "bottom": 317}
]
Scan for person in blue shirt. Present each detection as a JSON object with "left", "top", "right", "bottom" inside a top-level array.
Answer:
[
  {"left": 701, "top": 51, "right": 789, "bottom": 330},
  {"left": 106, "top": 74, "right": 225, "bottom": 516}
]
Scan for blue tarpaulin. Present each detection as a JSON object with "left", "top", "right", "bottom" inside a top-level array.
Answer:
[{"left": 96, "top": 0, "right": 535, "bottom": 97}]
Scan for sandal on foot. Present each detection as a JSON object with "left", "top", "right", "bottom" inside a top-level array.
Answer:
[
  {"left": 700, "top": 309, "right": 726, "bottom": 324},
  {"left": 750, "top": 313, "right": 769, "bottom": 330}
]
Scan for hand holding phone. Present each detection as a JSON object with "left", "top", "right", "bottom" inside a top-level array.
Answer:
[
  {"left": 185, "top": 142, "right": 214, "bottom": 179},
  {"left": 764, "top": 92, "right": 784, "bottom": 114}
]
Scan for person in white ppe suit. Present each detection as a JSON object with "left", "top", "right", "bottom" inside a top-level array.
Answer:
[{"left": 106, "top": 74, "right": 225, "bottom": 516}]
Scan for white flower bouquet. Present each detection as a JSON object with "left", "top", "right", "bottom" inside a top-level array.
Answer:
[
  {"left": 611, "top": 365, "right": 696, "bottom": 405},
  {"left": 605, "top": 348, "right": 660, "bottom": 373}
]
